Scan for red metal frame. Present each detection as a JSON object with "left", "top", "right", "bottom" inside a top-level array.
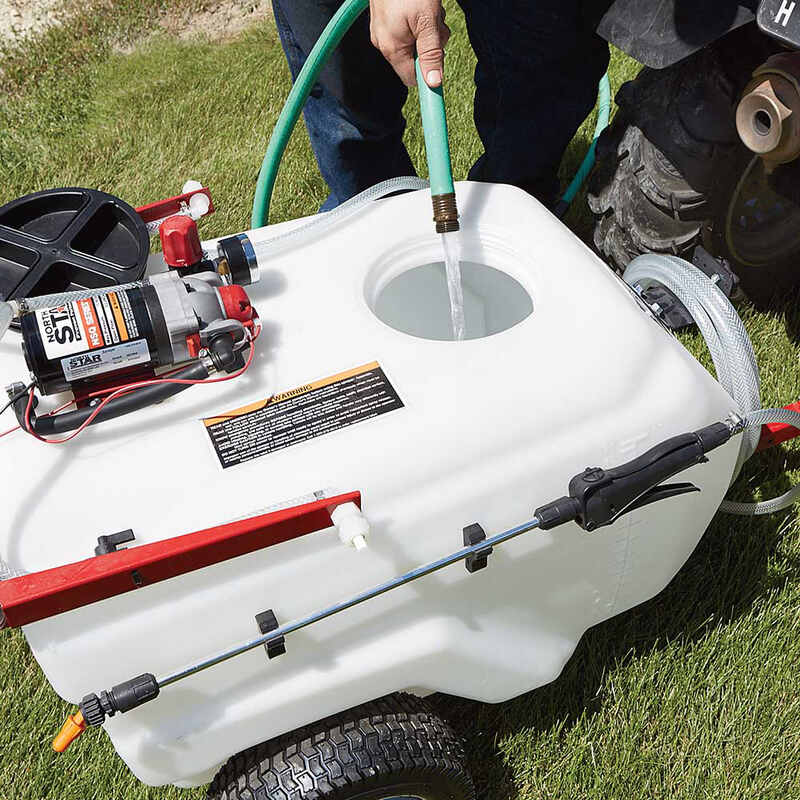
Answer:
[
  {"left": 0, "top": 491, "right": 361, "bottom": 629},
  {"left": 756, "top": 401, "right": 800, "bottom": 452},
  {"left": 135, "top": 187, "right": 214, "bottom": 226}
]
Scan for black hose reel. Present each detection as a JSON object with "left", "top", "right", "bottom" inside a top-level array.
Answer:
[{"left": 0, "top": 187, "right": 149, "bottom": 310}]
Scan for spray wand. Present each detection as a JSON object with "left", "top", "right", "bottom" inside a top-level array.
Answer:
[{"left": 47, "top": 414, "right": 763, "bottom": 751}]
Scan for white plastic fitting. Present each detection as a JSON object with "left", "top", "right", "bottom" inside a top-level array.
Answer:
[
  {"left": 331, "top": 502, "right": 370, "bottom": 551},
  {"left": 182, "top": 180, "right": 211, "bottom": 220}
]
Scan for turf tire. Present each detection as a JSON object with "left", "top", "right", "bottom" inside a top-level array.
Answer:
[{"left": 206, "top": 693, "right": 475, "bottom": 800}]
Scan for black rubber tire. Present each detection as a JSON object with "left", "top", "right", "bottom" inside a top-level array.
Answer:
[
  {"left": 587, "top": 24, "right": 798, "bottom": 303},
  {"left": 206, "top": 693, "right": 475, "bottom": 800}
]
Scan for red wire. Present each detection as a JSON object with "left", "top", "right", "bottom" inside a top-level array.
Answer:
[
  {"left": 84, "top": 363, "right": 187, "bottom": 401},
  {"left": 0, "top": 399, "right": 77, "bottom": 440},
  {"left": 84, "top": 325, "right": 260, "bottom": 401},
  {"left": 25, "top": 339, "right": 256, "bottom": 445}
]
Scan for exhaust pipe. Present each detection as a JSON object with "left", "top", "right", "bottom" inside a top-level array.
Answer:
[{"left": 736, "top": 52, "right": 800, "bottom": 171}]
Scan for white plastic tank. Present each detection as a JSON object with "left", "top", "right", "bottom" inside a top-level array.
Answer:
[{"left": 0, "top": 182, "right": 741, "bottom": 787}]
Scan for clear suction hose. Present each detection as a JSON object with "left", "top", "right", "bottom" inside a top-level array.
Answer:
[
  {"left": 0, "top": 560, "right": 24, "bottom": 581},
  {"left": 624, "top": 254, "right": 762, "bottom": 464},
  {"left": 204, "top": 176, "right": 429, "bottom": 267},
  {"left": 624, "top": 254, "right": 800, "bottom": 515},
  {"left": 0, "top": 283, "right": 145, "bottom": 343},
  {"left": 723, "top": 408, "right": 800, "bottom": 515}
]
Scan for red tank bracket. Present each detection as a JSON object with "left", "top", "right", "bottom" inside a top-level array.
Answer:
[
  {"left": 0, "top": 491, "right": 361, "bottom": 629},
  {"left": 136, "top": 187, "right": 214, "bottom": 231},
  {"left": 756, "top": 401, "right": 800, "bottom": 452}
]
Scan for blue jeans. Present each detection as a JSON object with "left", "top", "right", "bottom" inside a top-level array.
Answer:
[{"left": 272, "top": 0, "right": 609, "bottom": 210}]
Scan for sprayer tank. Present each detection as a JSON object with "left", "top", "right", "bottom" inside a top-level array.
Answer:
[{"left": 0, "top": 182, "right": 741, "bottom": 787}]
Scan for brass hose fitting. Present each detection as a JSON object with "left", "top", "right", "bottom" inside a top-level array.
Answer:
[{"left": 431, "top": 193, "right": 460, "bottom": 234}]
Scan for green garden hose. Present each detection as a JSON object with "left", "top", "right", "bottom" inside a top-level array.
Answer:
[
  {"left": 555, "top": 73, "right": 612, "bottom": 218},
  {"left": 415, "top": 57, "right": 459, "bottom": 232},
  {"left": 251, "top": 0, "right": 369, "bottom": 228},
  {"left": 251, "top": 0, "right": 611, "bottom": 228},
  {"left": 415, "top": 59, "right": 455, "bottom": 197}
]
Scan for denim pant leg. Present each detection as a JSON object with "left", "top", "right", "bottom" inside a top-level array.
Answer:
[
  {"left": 271, "top": 0, "right": 415, "bottom": 210},
  {"left": 458, "top": 0, "right": 610, "bottom": 206}
]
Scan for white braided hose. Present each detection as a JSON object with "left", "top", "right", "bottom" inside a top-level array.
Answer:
[
  {"left": 625, "top": 254, "right": 761, "bottom": 468},
  {"left": 624, "top": 255, "right": 799, "bottom": 516},
  {"left": 721, "top": 408, "right": 800, "bottom": 515}
]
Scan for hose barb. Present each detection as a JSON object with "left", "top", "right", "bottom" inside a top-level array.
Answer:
[{"left": 431, "top": 192, "right": 460, "bottom": 234}]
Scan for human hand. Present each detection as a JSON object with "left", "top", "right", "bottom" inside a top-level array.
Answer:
[{"left": 368, "top": 0, "right": 450, "bottom": 88}]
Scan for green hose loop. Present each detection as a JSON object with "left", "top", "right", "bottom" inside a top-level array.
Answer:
[
  {"left": 252, "top": 0, "right": 611, "bottom": 228},
  {"left": 557, "top": 73, "right": 611, "bottom": 216},
  {"left": 415, "top": 58, "right": 455, "bottom": 197},
  {"left": 251, "top": 0, "right": 369, "bottom": 228}
]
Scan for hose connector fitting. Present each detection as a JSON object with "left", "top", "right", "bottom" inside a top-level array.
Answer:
[
  {"left": 432, "top": 192, "right": 460, "bottom": 234},
  {"left": 725, "top": 412, "right": 747, "bottom": 437}
]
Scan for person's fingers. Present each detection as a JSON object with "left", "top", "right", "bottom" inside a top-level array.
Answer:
[
  {"left": 383, "top": 44, "right": 418, "bottom": 86},
  {"left": 368, "top": 1, "right": 448, "bottom": 88},
  {"left": 414, "top": 10, "right": 446, "bottom": 87},
  {"left": 369, "top": 0, "right": 416, "bottom": 85}
]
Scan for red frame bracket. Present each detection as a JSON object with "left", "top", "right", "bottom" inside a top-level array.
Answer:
[
  {"left": 0, "top": 491, "right": 361, "bottom": 629},
  {"left": 136, "top": 187, "right": 214, "bottom": 230},
  {"left": 756, "top": 401, "right": 800, "bottom": 452}
]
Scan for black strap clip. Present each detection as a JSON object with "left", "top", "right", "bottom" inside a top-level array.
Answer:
[
  {"left": 463, "top": 523, "right": 493, "bottom": 573},
  {"left": 255, "top": 609, "right": 286, "bottom": 659},
  {"left": 95, "top": 529, "right": 135, "bottom": 556}
]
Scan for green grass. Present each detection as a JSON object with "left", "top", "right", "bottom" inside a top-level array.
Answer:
[{"left": 1, "top": 3, "right": 799, "bottom": 799}]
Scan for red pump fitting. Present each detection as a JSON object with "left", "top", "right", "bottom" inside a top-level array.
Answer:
[
  {"left": 160, "top": 215, "right": 204, "bottom": 269},
  {"left": 218, "top": 285, "right": 255, "bottom": 324}
]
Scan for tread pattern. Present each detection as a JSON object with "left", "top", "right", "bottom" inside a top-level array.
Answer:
[
  {"left": 588, "top": 26, "right": 771, "bottom": 273},
  {"left": 207, "top": 693, "right": 475, "bottom": 800}
]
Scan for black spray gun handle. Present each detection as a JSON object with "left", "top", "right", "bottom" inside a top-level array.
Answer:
[{"left": 535, "top": 421, "right": 736, "bottom": 532}]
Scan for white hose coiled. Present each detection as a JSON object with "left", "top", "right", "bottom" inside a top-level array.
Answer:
[
  {"left": 720, "top": 408, "right": 800, "bottom": 515},
  {"left": 624, "top": 254, "right": 762, "bottom": 467},
  {"left": 624, "top": 254, "right": 799, "bottom": 517},
  {"left": 203, "top": 176, "right": 430, "bottom": 264}
]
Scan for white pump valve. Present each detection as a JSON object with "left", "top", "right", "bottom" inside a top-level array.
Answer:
[{"left": 331, "top": 502, "right": 370, "bottom": 551}]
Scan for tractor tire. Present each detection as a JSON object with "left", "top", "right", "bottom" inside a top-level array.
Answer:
[
  {"left": 588, "top": 25, "right": 800, "bottom": 304},
  {"left": 206, "top": 693, "right": 475, "bottom": 800}
]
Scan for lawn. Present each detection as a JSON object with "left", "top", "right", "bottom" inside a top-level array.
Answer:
[{"left": 0, "top": 2, "right": 799, "bottom": 799}]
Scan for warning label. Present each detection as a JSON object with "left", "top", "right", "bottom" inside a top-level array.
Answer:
[{"left": 203, "top": 362, "right": 404, "bottom": 469}]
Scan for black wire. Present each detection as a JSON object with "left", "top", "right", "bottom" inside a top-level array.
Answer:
[{"left": 0, "top": 381, "right": 34, "bottom": 418}]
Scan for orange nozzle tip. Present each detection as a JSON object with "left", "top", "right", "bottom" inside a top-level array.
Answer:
[{"left": 52, "top": 710, "right": 86, "bottom": 753}]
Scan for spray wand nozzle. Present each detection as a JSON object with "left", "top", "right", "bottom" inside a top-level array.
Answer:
[{"left": 415, "top": 58, "right": 460, "bottom": 234}]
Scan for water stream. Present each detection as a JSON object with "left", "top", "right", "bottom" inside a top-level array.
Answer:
[{"left": 440, "top": 231, "right": 466, "bottom": 340}]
